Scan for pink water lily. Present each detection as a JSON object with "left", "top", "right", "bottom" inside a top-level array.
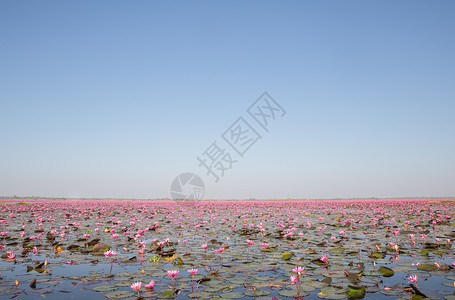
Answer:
[
  {"left": 188, "top": 268, "right": 199, "bottom": 290},
  {"left": 290, "top": 275, "right": 300, "bottom": 294},
  {"left": 145, "top": 280, "right": 154, "bottom": 289},
  {"left": 167, "top": 270, "right": 179, "bottom": 290},
  {"left": 246, "top": 239, "right": 254, "bottom": 259},
  {"left": 130, "top": 281, "right": 142, "bottom": 297},
  {"left": 214, "top": 247, "right": 225, "bottom": 266},
  {"left": 408, "top": 275, "right": 418, "bottom": 288},
  {"left": 104, "top": 250, "right": 117, "bottom": 273}
]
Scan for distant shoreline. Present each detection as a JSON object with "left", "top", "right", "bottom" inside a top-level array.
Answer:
[{"left": 1, "top": 196, "right": 454, "bottom": 202}]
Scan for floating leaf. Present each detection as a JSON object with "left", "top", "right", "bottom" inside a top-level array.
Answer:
[
  {"left": 220, "top": 292, "right": 244, "bottom": 298},
  {"left": 378, "top": 266, "right": 394, "bottom": 277},
  {"left": 92, "top": 243, "right": 110, "bottom": 253},
  {"left": 92, "top": 285, "right": 118, "bottom": 292},
  {"left": 187, "top": 291, "right": 213, "bottom": 298},
  {"left": 281, "top": 252, "right": 293, "bottom": 260},
  {"left": 369, "top": 252, "right": 385, "bottom": 259},
  {"left": 103, "top": 290, "right": 135, "bottom": 298},
  {"left": 419, "top": 249, "right": 430, "bottom": 256},
  {"left": 317, "top": 289, "right": 347, "bottom": 299},
  {"left": 347, "top": 285, "right": 366, "bottom": 299},
  {"left": 279, "top": 289, "right": 309, "bottom": 297},
  {"left": 244, "top": 289, "right": 271, "bottom": 296},
  {"left": 321, "top": 277, "right": 332, "bottom": 285},
  {"left": 329, "top": 247, "right": 345, "bottom": 254},
  {"left": 417, "top": 264, "right": 437, "bottom": 271}
]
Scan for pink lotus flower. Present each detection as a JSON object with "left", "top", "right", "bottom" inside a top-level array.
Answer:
[
  {"left": 138, "top": 247, "right": 145, "bottom": 254},
  {"left": 292, "top": 266, "right": 305, "bottom": 275},
  {"left": 7, "top": 251, "right": 16, "bottom": 260},
  {"left": 104, "top": 250, "right": 117, "bottom": 273},
  {"left": 130, "top": 281, "right": 142, "bottom": 297},
  {"left": 320, "top": 254, "right": 328, "bottom": 262},
  {"left": 188, "top": 269, "right": 199, "bottom": 290},
  {"left": 187, "top": 268, "right": 199, "bottom": 275},
  {"left": 214, "top": 247, "right": 225, "bottom": 265},
  {"left": 167, "top": 270, "right": 179, "bottom": 277},
  {"left": 104, "top": 250, "right": 117, "bottom": 257},
  {"left": 167, "top": 270, "right": 179, "bottom": 290},
  {"left": 246, "top": 240, "right": 254, "bottom": 259},
  {"left": 292, "top": 265, "right": 304, "bottom": 282},
  {"left": 408, "top": 275, "right": 418, "bottom": 287},
  {"left": 290, "top": 275, "right": 298, "bottom": 284},
  {"left": 214, "top": 247, "right": 224, "bottom": 253},
  {"left": 145, "top": 280, "right": 154, "bottom": 289}
]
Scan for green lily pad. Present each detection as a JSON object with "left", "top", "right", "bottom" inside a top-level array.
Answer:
[
  {"left": 103, "top": 290, "right": 135, "bottom": 298},
  {"left": 379, "top": 287, "right": 404, "bottom": 296},
  {"left": 281, "top": 252, "right": 293, "bottom": 260},
  {"left": 419, "top": 249, "right": 430, "bottom": 256},
  {"left": 244, "top": 289, "right": 271, "bottom": 296},
  {"left": 369, "top": 252, "right": 385, "bottom": 259},
  {"left": 187, "top": 291, "right": 213, "bottom": 298},
  {"left": 317, "top": 289, "right": 348, "bottom": 299},
  {"left": 279, "top": 289, "right": 310, "bottom": 297},
  {"left": 115, "top": 281, "right": 136, "bottom": 287},
  {"left": 347, "top": 285, "right": 365, "bottom": 299},
  {"left": 378, "top": 266, "right": 394, "bottom": 277},
  {"left": 92, "top": 285, "right": 119, "bottom": 292},
  {"left": 229, "top": 279, "right": 246, "bottom": 285},
  {"left": 219, "top": 292, "right": 244, "bottom": 298},
  {"left": 329, "top": 247, "right": 345, "bottom": 254},
  {"left": 204, "top": 286, "right": 224, "bottom": 292},
  {"left": 417, "top": 264, "right": 437, "bottom": 271}
]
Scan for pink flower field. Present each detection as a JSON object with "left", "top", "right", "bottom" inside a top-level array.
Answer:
[{"left": 0, "top": 199, "right": 454, "bottom": 299}]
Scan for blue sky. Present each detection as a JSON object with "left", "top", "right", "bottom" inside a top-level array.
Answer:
[{"left": 1, "top": 1, "right": 454, "bottom": 199}]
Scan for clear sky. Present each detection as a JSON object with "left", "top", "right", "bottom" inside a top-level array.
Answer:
[{"left": 1, "top": 1, "right": 454, "bottom": 200}]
